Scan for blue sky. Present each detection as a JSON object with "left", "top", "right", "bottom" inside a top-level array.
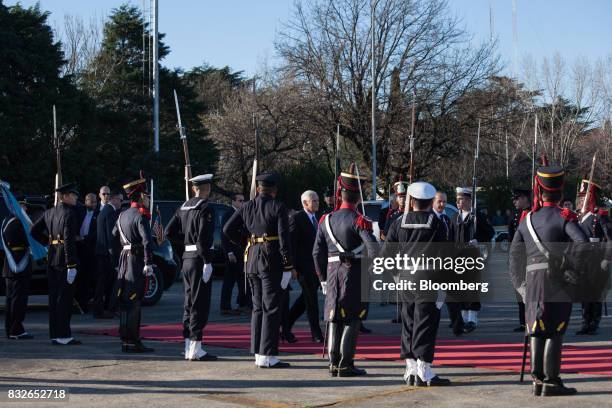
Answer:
[{"left": 7, "top": 0, "right": 612, "bottom": 78}]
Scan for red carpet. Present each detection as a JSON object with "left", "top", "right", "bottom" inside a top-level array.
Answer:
[{"left": 82, "top": 322, "right": 612, "bottom": 376}]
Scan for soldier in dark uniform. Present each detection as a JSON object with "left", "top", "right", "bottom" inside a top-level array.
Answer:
[
  {"left": 223, "top": 171, "right": 294, "bottom": 368},
  {"left": 381, "top": 181, "right": 408, "bottom": 323},
  {"left": 313, "top": 164, "right": 376, "bottom": 377},
  {"left": 112, "top": 175, "right": 154, "bottom": 353},
  {"left": 382, "top": 182, "right": 451, "bottom": 386},
  {"left": 165, "top": 174, "right": 217, "bottom": 361},
  {"left": 2, "top": 197, "right": 34, "bottom": 339},
  {"left": 575, "top": 179, "right": 611, "bottom": 335},
  {"left": 382, "top": 180, "right": 408, "bottom": 239},
  {"left": 448, "top": 187, "right": 494, "bottom": 333},
  {"left": 509, "top": 166, "right": 588, "bottom": 396},
  {"left": 321, "top": 187, "right": 335, "bottom": 216},
  {"left": 509, "top": 188, "right": 531, "bottom": 332},
  {"left": 31, "top": 183, "right": 81, "bottom": 345}
]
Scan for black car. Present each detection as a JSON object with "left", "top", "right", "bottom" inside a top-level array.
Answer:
[{"left": 152, "top": 200, "right": 233, "bottom": 279}]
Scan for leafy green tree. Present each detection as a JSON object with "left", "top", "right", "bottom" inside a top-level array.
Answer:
[
  {"left": 80, "top": 4, "right": 215, "bottom": 199},
  {"left": 0, "top": 2, "right": 97, "bottom": 194}
]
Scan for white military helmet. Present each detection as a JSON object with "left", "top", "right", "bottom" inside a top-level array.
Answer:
[
  {"left": 407, "top": 181, "right": 436, "bottom": 200},
  {"left": 189, "top": 174, "right": 214, "bottom": 186}
]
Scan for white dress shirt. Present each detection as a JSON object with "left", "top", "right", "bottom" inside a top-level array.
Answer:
[{"left": 80, "top": 209, "right": 94, "bottom": 237}]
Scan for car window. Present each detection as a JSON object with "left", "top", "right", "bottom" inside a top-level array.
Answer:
[
  {"left": 444, "top": 206, "right": 458, "bottom": 219},
  {"left": 363, "top": 203, "right": 382, "bottom": 220}
]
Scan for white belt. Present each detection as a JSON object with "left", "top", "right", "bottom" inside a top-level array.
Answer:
[
  {"left": 123, "top": 244, "right": 131, "bottom": 250},
  {"left": 328, "top": 255, "right": 363, "bottom": 263},
  {"left": 526, "top": 262, "right": 548, "bottom": 272},
  {"left": 185, "top": 245, "right": 197, "bottom": 252}
]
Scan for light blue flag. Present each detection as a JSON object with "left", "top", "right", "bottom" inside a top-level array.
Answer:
[{"left": 0, "top": 180, "right": 48, "bottom": 262}]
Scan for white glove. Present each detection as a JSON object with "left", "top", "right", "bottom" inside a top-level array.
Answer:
[
  {"left": 281, "top": 271, "right": 291, "bottom": 289},
  {"left": 517, "top": 284, "right": 527, "bottom": 303},
  {"left": 67, "top": 268, "right": 77, "bottom": 284},
  {"left": 143, "top": 265, "right": 154, "bottom": 277},
  {"left": 469, "top": 239, "right": 479, "bottom": 247},
  {"left": 202, "top": 263, "right": 213, "bottom": 283},
  {"left": 602, "top": 259, "right": 610, "bottom": 272},
  {"left": 227, "top": 252, "right": 237, "bottom": 263},
  {"left": 321, "top": 281, "right": 327, "bottom": 295}
]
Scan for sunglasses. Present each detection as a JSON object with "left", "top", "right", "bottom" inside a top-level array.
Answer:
[{"left": 101, "top": 193, "right": 110, "bottom": 196}]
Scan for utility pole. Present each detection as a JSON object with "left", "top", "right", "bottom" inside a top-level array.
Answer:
[
  {"left": 152, "top": 0, "right": 159, "bottom": 153},
  {"left": 370, "top": 0, "right": 377, "bottom": 199}
]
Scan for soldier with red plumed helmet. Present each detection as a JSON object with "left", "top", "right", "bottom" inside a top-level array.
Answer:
[
  {"left": 313, "top": 163, "right": 377, "bottom": 377},
  {"left": 112, "top": 173, "right": 155, "bottom": 353},
  {"left": 509, "top": 166, "right": 589, "bottom": 396},
  {"left": 575, "top": 179, "right": 611, "bottom": 335}
]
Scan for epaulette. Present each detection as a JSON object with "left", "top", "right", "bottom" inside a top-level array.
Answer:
[
  {"left": 560, "top": 208, "right": 577, "bottom": 222},
  {"left": 318, "top": 213, "right": 328, "bottom": 225},
  {"left": 356, "top": 214, "right": 373, "bottom": 231}
]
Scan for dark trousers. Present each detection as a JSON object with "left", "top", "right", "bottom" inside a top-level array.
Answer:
[
  {"left": 581, "top": 302, "right": 602, "bottom": 328},
  {"left": 220, "top": 259, "right": 249, "bottom": 310},
  {"left": 461, "top": 302, "right": 481, "bottom": 311},
  {"left": 93, "top": 255, "right": 116, "bottom": 315},
  {"left": 4, "top": 274, "right": 31, "bottom": 337},
  {"left": 287, "top": 272, "right": 322, "bottom": 338},
  {"left": 47, "top": 266, "right": 76, "bottom": 339},
  {"left": 400, "top": 301, "right": 441, "bottom": 362},
  {"left": 518, "top": 301, "right": 526, "bottom": 326},
  {"left": 119, "top": 300, "right": 141, "bottom": 343},
  {"left": 446, "top": 302, "right": 463, "bottom": 328},
  {"left": 75, "top": 242, "right": 95, "bottom": 312},
  {"left": 182, "top": 258, "right": 212, "bottom": 340},
  {"left": 280, "top": 286, "right": 291, "bottom": 334},
  {"left": 249, "top": 271, "right": 282, "bottom": 356}
]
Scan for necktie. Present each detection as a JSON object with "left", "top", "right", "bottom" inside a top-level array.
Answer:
[{"left": 310, "top": 214, "right": 318, "bottom": 229}]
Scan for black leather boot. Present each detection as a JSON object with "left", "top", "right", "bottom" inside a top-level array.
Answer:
[
  {"left": 588, "top": 303, "right": 602, "bottom": 335},
  {"left": 530, "top": 336, "right": 544, "bottom": 396},
  {"left": 337, "top": 321, "right": 366, "bottom": 377},
  {"left": 328, "top": 322, "right": 342, "bottom": 377},
  {"left": 576, "top": 304, "right": 591, "bottom": 335},
  {"left": 119, "top": 308, "right": 128, "bottom": 343},
  {"left": 542, "top": 336, "right": 576, "bottom": 396},
  {"left": 123, "top": 339, "right": 154, "bottom": 353}
]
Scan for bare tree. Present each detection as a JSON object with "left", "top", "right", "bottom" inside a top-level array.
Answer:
[
  {"left": 204, "top": 74, "right": 322, "bottom": 196},
  {"left": 276, "top": 0, "right": 499, "bottom": 191},
  {"left": 56, "top": 14, "right": 103, "bottom": 82}
]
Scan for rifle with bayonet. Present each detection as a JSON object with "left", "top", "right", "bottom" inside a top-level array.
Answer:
[
  {"left": 249, "top": 114, "right": 260, "bottom": 200},
  {"left": 53, "top": 105, "right": 62, "bottom": 206},
  {"left": 581, "top": 153, "right": 598, "bottom": 215},
  {"left": 409, "top": 92, "right": 416, "bottom": 183},
  {"left": 173, "top": 90, "right": 192, "bottom": 201},
  {"left": 471, "top": 119, "right": 481, "bottom": 240}
]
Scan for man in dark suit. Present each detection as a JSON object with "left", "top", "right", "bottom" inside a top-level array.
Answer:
[
  {"left": 93, "top": 191, "right": 122, "bottom": 318},
  {"left": 220, "top": 193, "right": 250, "bottom": 315},
  {"left": 432, "top": 191, "right": 451, "bottom": 240},
  {"left": 74, "top": 193, "right": 98, "bottom": 313},
  {"left": 285, "top": 190, "right": 323, "bottom": 342}
]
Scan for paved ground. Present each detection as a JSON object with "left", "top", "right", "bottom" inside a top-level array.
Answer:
[{"left": 1, "top": 251, "right": 611, "bottom": 407}]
